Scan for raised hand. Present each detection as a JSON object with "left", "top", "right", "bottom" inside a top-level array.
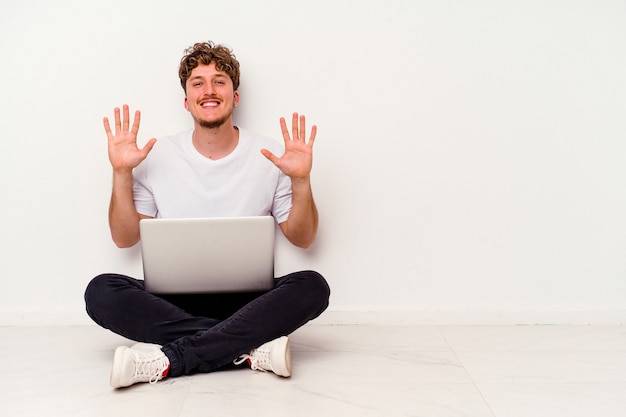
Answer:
[
  {"left": 261, "top": 112, "right": 317, "bottom": 180},
  {"left": 104, "top": 104, "right": 156, "bottom": 172}
]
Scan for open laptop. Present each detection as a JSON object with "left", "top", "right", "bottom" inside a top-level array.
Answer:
[{"left": 139, "top": 216, "right": 275, "bottom": 294}]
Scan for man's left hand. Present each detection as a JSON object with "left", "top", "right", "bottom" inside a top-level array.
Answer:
[{"left": 261, "top": 112, "right": 317, "bottom": 180}]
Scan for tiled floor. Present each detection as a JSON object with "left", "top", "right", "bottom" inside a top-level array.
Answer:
[{"left": 2, "top": 324, "right": 625, "bottom": 416}]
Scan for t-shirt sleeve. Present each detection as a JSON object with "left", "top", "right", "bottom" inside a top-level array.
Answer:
[
  {"left": 272, "top": 171, "right": 292, "bottom": 224},
  {"left": 132, "top": 163, "right": 158, "bottom": 218}
]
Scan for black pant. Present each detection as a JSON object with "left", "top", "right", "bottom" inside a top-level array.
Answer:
[{"left": 84, "top": 270, "right": 330, "bottom": 377}]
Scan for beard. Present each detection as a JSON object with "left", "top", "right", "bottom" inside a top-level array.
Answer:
[
  {"left": 196, "top": 104, "right": 234, "bottom": 129},
  {"left": 198, "top": 114, "right": 230, "bottom": 129}
]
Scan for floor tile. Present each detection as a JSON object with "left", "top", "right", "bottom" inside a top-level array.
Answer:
[
  {"left": 2, "top": 324, "right": 625, "bottom": 417},
  {"left": 183, "top": 370, "right": 492, "bottom": 417},
  {"left": 454, "top": 349, "right": 626, "bottom": 384},
  {"left": 478, "top": 383, "right": 626, "bottom": 417},
  {"left": 291, "top": 324, "right": 453, "bottom": 352},
  {"left": 440, "top": 325, "right": 626, "bottom": 351},
  {"left": 1, "top": 335, "right": 192, "bottom": 416}
]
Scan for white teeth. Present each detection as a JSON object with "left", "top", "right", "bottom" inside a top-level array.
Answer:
[{"left": 201, "top": 102, "right": 218, "bottom": 108}]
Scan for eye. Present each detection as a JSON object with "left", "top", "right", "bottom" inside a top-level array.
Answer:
[
  {"left": 192, "top": 82, "right": 202, "bottom": 87},
  {"left": 215, "top": 80, "right": 225, "bottom": 85}
]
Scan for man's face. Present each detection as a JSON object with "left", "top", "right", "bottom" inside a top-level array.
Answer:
[{"left": 184, "top": 62, "right": 239, "bottom": 129}]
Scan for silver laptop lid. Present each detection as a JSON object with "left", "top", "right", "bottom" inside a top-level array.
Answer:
[{"left": 140, "top": 216, "right": 275, "bottom": 294}]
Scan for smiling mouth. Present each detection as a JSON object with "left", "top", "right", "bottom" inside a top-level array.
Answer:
[{"left": 200, "top": 101, "right": 220, "bottom": 108}]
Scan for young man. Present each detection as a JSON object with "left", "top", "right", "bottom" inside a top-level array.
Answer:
[{"left": 84, "top": 42, "right": 330, "bottom": 388}]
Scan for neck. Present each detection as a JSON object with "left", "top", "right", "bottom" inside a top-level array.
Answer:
[{"left": 192, "top": 122, "right": 239, "bottom": 160}]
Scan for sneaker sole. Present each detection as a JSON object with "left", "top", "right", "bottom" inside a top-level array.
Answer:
[
  {"left": 110, "top": 346, "right": 128, "bottom": 388},
  {"left": 271, "top": 336, "right": 292, "bottom": 377}
]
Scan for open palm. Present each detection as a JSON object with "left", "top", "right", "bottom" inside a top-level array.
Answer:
[
  {"left": 104, "top": 105, "right": 156, "bottom": 172},
  {"left": 261, "top": 112, "right": 317, "bottom": 180}
]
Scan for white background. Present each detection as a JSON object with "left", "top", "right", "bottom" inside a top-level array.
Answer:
[{"left": 1, "top": 0, "right": 624, "bottom": 324}]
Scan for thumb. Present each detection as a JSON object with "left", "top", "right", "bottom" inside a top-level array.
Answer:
[
  {"left": 261, "top": 148, "right": 279, "bottom": 166},
  {"left": 140, "top": 138, "right": 157, "bottom": 158}
]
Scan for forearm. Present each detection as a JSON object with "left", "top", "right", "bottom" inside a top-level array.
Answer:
[
  {"left": 282, "top": 177, "right": 318, "bottom": 248},
  {"left": 108, "top": 169, "right": 142, "bottom": 248}
]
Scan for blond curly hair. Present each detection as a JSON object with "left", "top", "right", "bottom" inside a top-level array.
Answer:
[{"left": 178, "top": 41, "right": 240, "bottom": 93}]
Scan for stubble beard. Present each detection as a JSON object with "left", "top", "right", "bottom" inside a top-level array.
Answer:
[
  {"left": 198, "top": 114, "right": 229, "bottom": 129},
  {"left": 197, "top": 104, "right": 234, "bottom": 129}
]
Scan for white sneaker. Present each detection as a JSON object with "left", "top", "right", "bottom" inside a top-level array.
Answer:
[
  {"left": 110, "top": 344, "right": 170, "bottom": 388},
  {"left": 234, "top": 336, "right": 291, "bottom": 377},
  {"left": 131, "top": 342, "right": 163, "bottom": 352}
]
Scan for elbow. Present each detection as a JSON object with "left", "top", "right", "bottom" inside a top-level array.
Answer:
[
  {"left": 288, "top": 233, "right": 316, "bottom": 249},
  {"left": 280, "top": 219, "right": 317, "bottom": 249},
  {"left": 114, "top": 240, "right": 136, "bottom": 249},
  {"left": 111, "top": 233, "right": 140, "bottom": 249},
  {"left": 298, "top": 241, "right": 314, "bottom": 249},
  {"left": 109, "top": 220, "right": 141, "bottom": 248}
]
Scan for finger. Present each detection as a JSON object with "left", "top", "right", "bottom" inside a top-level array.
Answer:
[
  {"left": 299, "top": 115, "right": 306, "bottom": 141},
  {"left": 103, "top": 117, "right": 113, "bottom": 138},
  {"left": 131, "top": 110, "right": 141, "bottom": 135},
  {"left": 308, "top": 125, "right": 317, "bottom": 147},
  {"left": 291, "top": 112, "right": 299, "bottom": 141},
  {"left": 279, "top": 117, "right": 290, "bottom": 142},
  {"left": 140, "top": 138, "right": 157, "bottom": 158},
  {"left": 113, "top": 107, "right": 121, "bottom": 136},
  {"left": 260, "top": 148, "right": 280, "bottom": 166},
  {"left": 122, "top": 104, "right": 130, "bottom": 132}
]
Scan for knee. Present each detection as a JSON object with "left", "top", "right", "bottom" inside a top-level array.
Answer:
[
  {"left": 85, "top": 274, "right": 105, "bottom": 305},
  {"left": 308, "top": 270, "right": 331, "bottom": 302},
  {"left": 292, "top": 270, "right": 331, "bottom": 311},
  {"left": 84, "top": 274, "right": 114, "bottom": 317},
  {"left": 84, "top": 274, "right": 115, "bottom": 305},
  {"left": 84, "top": 273, "right": 136, "bottom": 319}
]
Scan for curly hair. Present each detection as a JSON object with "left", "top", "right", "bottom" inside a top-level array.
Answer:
[{"left": 178, "top": 41, "right": 240, "bottom": 93}]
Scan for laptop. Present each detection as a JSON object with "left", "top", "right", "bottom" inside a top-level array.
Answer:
[{"left": 139, "top": 216, "right": 275, "bottom": 294}]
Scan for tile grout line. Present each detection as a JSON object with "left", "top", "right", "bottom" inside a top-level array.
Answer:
[
  {"left": 437, "top": 326, "right": 498, "bottom": 417},
  {"left": 175, "top": 380, "right": 193, "bottom": 417}
]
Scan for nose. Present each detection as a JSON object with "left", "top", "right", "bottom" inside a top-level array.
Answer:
[{"left": 203, "top": 82, "right": 216, "bottom": 96}]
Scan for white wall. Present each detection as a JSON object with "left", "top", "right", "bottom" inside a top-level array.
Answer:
[{"left": 1, "top": 0, "right": 625, "bottom": 325}]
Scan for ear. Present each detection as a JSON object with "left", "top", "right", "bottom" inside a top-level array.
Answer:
[
  {"left": 234, "top": 91, "right": 240, "bottom": 107},
  {"left": 184, "top": 97, "right": 189, "bottom": 111}
]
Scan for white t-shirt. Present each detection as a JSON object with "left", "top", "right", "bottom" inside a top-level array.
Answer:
[{"left": 132, "top": 128, "right": 292, "bottom": 223}]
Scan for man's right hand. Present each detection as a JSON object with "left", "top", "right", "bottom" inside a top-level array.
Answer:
[{"left": 104, "top": 104, "right": 157, "bottom": 172}]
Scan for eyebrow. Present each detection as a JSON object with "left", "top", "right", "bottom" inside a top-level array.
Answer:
[{"left": 189, "top": 73, "right": 228, "bottom": 81}]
